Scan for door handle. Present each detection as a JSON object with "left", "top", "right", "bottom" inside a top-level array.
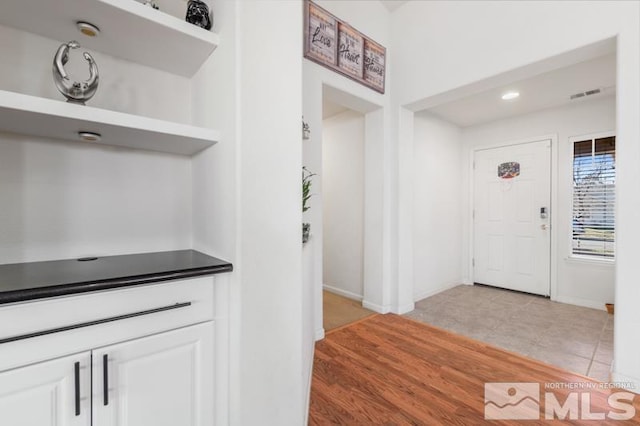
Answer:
[{"left": 541, "top": 224, "right": 548, "bottom": 230}]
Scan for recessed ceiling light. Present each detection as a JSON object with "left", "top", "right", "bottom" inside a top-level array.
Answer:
[
  {"left": 78, "top": 131, "right": 102, "bottom": 142},
  {"left": 501, "top": 91, "right": 520, "bottom": 100},
  {"left": 76, "top": 21, "right": 100, "bottom": 37}
]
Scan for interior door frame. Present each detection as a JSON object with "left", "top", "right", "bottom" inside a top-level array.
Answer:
[{"left": 469, "top": 134, "right": 558, "bottom": 299}]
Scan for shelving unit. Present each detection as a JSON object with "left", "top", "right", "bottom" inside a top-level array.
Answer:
[
  {"left": 0, "top": 0, "right": 221, "bottom": 155},
  {"left": 0, "top": 0, "right": 219, "bottom": 78},
  {"left": 0, "top": 90, "right": 219, "bottom": 155},
  {"left": 0, "top": 1, "right": 230, "bottom": 422}
]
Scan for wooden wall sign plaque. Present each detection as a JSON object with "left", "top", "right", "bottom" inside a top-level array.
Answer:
[{"left": 304, "top": 0, "right": 386, "bottom": 94}]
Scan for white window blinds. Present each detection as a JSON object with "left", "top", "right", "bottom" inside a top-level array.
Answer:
[{"left": 572, "top": 136, "right": 615, "bottom": 259}]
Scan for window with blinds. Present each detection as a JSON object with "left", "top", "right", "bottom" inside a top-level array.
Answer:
[{"left": 572, "top": 135, "right": 615, "bottom": 259}]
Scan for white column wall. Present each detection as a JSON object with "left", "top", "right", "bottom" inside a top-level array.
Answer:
[{"left": 412, "top": 112, "right": 463, "bottom": 301}]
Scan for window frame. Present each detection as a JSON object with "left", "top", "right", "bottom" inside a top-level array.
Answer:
[{"left": 568, "top": 131, "right": 616, "bottom": 262}]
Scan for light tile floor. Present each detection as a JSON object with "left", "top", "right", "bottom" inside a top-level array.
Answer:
[{"left": 405, "top": 284, "right": 613, "bottom": 382}]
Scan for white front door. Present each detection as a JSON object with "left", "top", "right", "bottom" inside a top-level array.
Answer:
[{"left": 473, "top": 140, "right": 551, "bottom": 296}]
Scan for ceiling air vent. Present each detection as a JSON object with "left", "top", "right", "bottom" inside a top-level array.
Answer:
[{"left": 570, "top": 88, "right": 601, "bottom": 100}]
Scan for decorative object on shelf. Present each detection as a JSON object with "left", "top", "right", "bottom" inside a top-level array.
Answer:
[
  {"left": 186, "top": 0, "right": 212, "bottom": 30},
  {"left": 303, "top": 0, "right": 386, "bottom": 94},
  {"left": 302, "top": 166, "right": 316, "bottom": 244},
  {"left": 302, "top": 117, "right": 310, "bottom": 140},
  {"left": 76, "top": 21, "right": 100, "bottom": 37},
  {"left": 144, "top": 1, "right": 160, "bottom": 10},
  {"left": 53, "top": 41, "right": 99, "bottom": 105}
]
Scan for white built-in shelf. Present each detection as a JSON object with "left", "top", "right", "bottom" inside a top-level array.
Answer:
[
  {"left": 0, "top": 0, "right": 219, "bottom": 77},
  {"left": 0, "top": 90, "right": 219, "bottom": 155}
]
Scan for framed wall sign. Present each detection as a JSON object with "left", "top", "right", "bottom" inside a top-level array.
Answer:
[
  {"left": 304, "top": 0, "right": 386, "bottom": 94},
  {"left": 337, "top": 22, "right": 364, "bottom": 79},
  {"left": 304, "top": 1, "right": 338, "bottom": 65},
  {"left": 363, "top": 39, "right": 386, "bottom": 93}
]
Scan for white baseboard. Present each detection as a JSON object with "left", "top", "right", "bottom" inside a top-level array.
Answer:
[
  {"left": 323, "top": 284, "right": 363, "bottom": 301},
  {"left": 362, "top": 300, "right": 390, "bottom": 314},
  {"left": 314, "top": 327, "right": 325, "bottom": 341},
  {"left": 553, "top": 295, "right": 607, "bottom": 311},
  {"left": 413, "top": 282, "right": 462, "bottom": 302}
]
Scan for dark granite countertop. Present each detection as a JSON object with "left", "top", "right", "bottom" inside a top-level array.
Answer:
[{"left": 0, "top": 250, "right": 232, "bottom": 305}]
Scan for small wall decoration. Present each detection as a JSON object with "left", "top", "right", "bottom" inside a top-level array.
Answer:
[
  {"left": 52, "top": 41, "right": 99, "bottom": 105},
  {"left": 498, "top": 162, "right": 520, "bottom": 179},
  {"left": 304, "top": 0, "right": 386, "bottom": 94},
  {"left": 302, "top": 117, "right": 310, "bottom": 140}
]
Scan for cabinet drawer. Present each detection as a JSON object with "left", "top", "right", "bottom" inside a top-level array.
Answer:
[{"left": 0, "top": 276, "right": 215, "bottom": 372}]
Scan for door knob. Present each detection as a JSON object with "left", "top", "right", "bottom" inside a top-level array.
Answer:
[{"left": 541, "top": 224, "right": 548, "bottom": 230}]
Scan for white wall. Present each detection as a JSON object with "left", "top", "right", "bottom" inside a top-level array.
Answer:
[
  {"left": 195, "top": 2, "right": 307, "bottom": 424},
  {"left": 460, "top": 96, "right": 616, "bottom": 309},
  {"left": 237, "top": 2, "right": 304, "bottom": 425},
  {"left": 412, "top": 112, "right": 463, "bottom": 300},
  {"left": 322, "top": 109, "right": 365, "bottom": 299},
  {"left": 392, "top": 0, "right": 640, "bottom": 387},
  {"left": 0, "top": 136, "right": 192, "bottom": 264},
  {"left": 0, "top": 24, "right": 193, "bottom": 265},
  {"left": 303, "top": 0, "right": 393, "bottom": 339},
  {"left": 190, "top": 2, "right": 237, "bottom": 424}
]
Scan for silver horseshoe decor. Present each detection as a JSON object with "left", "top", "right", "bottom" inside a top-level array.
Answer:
[{"left": 52, "top": 41, "right": 99, "bottom": 105}]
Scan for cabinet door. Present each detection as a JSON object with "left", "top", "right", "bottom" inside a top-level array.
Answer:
[
  {"left": 0, "top": 352, "right": 91, "bottom": 426},
  {"left": 92, "top": 322, "right": 214, "bottom": 426}
]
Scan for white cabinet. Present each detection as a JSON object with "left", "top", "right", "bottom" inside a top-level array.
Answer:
[
  {"left": 0, "top": 352, "right": 92, "bottom": 426},
  {"left": 0, "top": 323, "right": 213, "bottom": 426},
  {"left": 93, "top": 322, "right": 214, "bottom": 426},
  {"left": 0, "top": 276, "right": 226, "bottom": 425}
]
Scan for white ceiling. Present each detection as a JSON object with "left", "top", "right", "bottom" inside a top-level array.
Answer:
[
  {"left": 426, "top": 54, "right": 616, "bottom": 127},
  {"left": 380, "top": 0, "right": 409, "bottom": 12}
]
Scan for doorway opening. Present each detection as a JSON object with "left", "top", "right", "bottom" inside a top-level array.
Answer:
[
  {"left": 321, "top": 100, "right": 374, "bottom": 331},
  {"left": 304, "top": 83, "right": 386, "bottom": 339}
]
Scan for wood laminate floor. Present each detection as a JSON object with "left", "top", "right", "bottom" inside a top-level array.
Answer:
[
  {"left": 309, "top": 314, "right": 640, "bottom": 425},
  {"left": 323, "top": 290, "right": 375, "bottom": 332}
]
